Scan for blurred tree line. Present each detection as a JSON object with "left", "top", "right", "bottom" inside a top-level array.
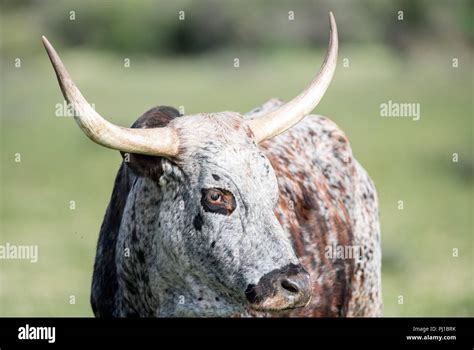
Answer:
[{"left": 1, "top": 0, "right": 472, "bottom": 55}]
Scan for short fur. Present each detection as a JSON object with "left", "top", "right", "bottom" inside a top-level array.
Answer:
[{"left": 91, "top": 101, "right": 382, "bottom": 317}]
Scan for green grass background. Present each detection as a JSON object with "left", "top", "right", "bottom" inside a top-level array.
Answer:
[{"left": 1, "top": 42, "right": 473, "bottom": 315}]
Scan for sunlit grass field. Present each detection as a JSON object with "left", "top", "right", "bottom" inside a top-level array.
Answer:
[{"left": 1, "top": 45, "right": 472, "bottom": 316}]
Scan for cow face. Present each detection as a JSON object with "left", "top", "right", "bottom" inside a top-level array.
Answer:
[{"left": 128, "top": 112, "right": 311, "bottom": 316}]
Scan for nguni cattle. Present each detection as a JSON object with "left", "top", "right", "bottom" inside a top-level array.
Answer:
[{"left": 43, "top": 13, "right": 382, "bottom": 317}]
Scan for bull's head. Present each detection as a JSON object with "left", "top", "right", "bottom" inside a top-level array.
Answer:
[{"left": 43, "top": 13, "right": 338, "bottom": 316}]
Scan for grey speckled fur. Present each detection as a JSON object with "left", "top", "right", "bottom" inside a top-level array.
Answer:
[{"left": 91, "top": 100, "right": 382, "bottom": 317}]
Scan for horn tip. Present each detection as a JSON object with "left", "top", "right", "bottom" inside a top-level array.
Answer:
[
  {"left": 328, "top": 12, "right": 338, "bottom": 38},
  {"left": 41, "top": 36, "right": 53, "bottom": 52}
]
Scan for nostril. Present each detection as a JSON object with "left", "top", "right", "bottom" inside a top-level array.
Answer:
[
  {"left": 280, "top": 278, "right": 300, "bottom": 294},
  {"left": 245, "top": 284, "right": 259, "bottom": 304}
]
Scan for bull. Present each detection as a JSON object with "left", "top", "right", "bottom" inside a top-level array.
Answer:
[{"left": 43, "top": 13, "right": 382, "bottom": 317}]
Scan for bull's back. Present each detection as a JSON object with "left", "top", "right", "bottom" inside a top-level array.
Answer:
[{"left": 256, "top": 107, "right": 382, "bottom": 316}]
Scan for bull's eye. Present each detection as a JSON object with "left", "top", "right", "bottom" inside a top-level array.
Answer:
[
  {"left": 201, "top": 188, "right": 236, "bottom": 215},
  {"left": 209, "top": 191, "right": 222, "bottom": 202}
]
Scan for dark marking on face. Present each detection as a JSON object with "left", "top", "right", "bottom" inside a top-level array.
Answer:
[
  {"left": 131, "top": 227, "right": 138, "bottom": 243},
  {"left": 136, "top": 250, "right": 145, "bottom": 264},
  {"left": 201, "top": 188, "right": 236, "bottom": 215},
  {"left": 193, "top": 214, "right": 203, "bottom": 231},
  {"left": 212, "top": 174, "right": 220, "bottom": 181}
]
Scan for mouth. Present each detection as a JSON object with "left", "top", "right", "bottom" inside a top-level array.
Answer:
[{"left": 247, "top": 294, "right": 312, "bottom": 313}]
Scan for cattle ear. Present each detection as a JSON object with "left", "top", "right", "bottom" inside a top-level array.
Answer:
[
  {"left": 122, "top": 106, "right": 181, "bottom": 179},
  {"left": 121, "top": 151, "right": 165, "bottom": 179}
]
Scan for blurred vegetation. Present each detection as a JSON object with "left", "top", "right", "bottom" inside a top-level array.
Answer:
[
  {"left": 0, "top": 0, "right": 473, "bottom": 316},
  {"left": 0, "top": 0, "right": 472, "bottom": 57}
]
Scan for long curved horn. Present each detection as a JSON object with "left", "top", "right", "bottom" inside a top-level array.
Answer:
[
  {"left": 248, "top": 12, "right": 338, "bottom": 143},
  {"left": 42, "top": 36, "right": 179, "bottom": 157}
]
